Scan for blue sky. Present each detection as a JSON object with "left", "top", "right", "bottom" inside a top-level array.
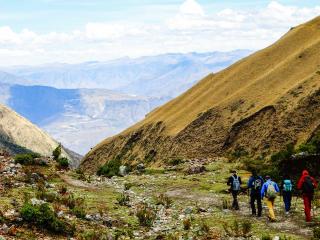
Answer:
[
  {"left": 1, "top": 0, "right": 319, "bottom": 32},
  {"left": 0, "top": 0, "right": 319, "bottom": 65}
]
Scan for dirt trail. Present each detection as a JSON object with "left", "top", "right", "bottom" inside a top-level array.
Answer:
[
  {"left": 60, "top": 173, "right": 312, "bottom": 238},
  {"left": 59, "top": 174, "right": 98, "bottom": 190},
  {"left": 166, "top": 187, "right": 312, "bottom": 238}
]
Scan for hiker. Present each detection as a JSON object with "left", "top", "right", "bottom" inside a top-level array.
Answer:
[
  {"left": 297, "top": 170, "right": 318, "bottom": 222},
  {"left": 281, "top": 175, "right": 293, "bottom": 214},
  {"left": 227, "top": 170, "right": 242, "bottom": 210},
  {"left": 261, "top": 176, "right": 280, "bottom": 222},
  {"left": 247, "top": 170, "right": 264, "bottom": 217}
]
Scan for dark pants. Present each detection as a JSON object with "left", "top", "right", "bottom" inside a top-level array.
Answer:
[
  {"left": 231, "top": 190, "right": 240, "bottom": 210},
  {"left": 250, "top": 191, "right": 262, "bottom": 216},
  {"left": 283, "top": 191, "right": 292, "bottom": 212}
]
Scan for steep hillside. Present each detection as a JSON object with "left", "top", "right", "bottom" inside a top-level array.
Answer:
[
  {"left": 0, "top": 104, "right": 77, "bottom": 166},
  {"left": 81, "top": 16, "right": 320, "bottom": 173},
  {"left": 0, "top": 83, "right": 166, "bottom": 154}
]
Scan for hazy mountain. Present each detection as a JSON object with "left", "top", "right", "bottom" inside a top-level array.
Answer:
[
  {"left": 0, "top": 82, "right": 166, "bottom": 155},
  {"left": 81, "top": 17, "right": 320, "bottom": 173},
  {"left": 2, "top": 50, "right": 251, "bottom": 98},
  {"left": 0, "top": 103, "right": 77, "bottom": 166},
  {"left": 0, "top": 50, "right": 251, "bottom": 156}
]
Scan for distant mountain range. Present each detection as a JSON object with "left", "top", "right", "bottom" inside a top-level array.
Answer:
[
  {"left": 0, "top": 50, "right": 251, "bottom": 155},
  {"left": 81, "top": 17, "right": 320, "bottom": 173},
  {"left": 1, "top": 50, "right": 251, "bottom": 98}
]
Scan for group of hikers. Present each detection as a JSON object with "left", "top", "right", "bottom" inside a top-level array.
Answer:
[{"left": 227, "top": 170, "right": 318, "bottom": 222}]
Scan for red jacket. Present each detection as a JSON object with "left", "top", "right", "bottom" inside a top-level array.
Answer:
[{"left": 297, "top": 170, "right": 318, "bottom": 190}]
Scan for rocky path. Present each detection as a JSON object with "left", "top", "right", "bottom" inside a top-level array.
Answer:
[{"left": 61, "top": 173, "right": 313, "bottom": 239}]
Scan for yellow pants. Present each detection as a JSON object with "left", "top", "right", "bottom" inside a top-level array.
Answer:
[{"left": 265, "top": 199, "right": 276, "bottom": 220}]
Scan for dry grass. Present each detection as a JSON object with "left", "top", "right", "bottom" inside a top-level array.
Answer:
[{"left": 82, "top": 16, "right": 320, "bottom": 173}]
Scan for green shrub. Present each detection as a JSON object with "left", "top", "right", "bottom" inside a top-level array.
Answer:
[
  {"left": 79, "top": 229, "right": 110, "bottom": 240},
  {"left": 20, "top": 203, "right": 72, "bottom": 234},
  {"left": 154, "top": 193, "right": 172, "bottom": 208},
  {"left": 135, "top": 203, "right": 156, "bottom": 227},
  {"left": 14, "top": 153, "right": 40, "bottom": 165},
  {"left": 60, "top": 193, "right": 85, "bottom": 210},
  {"left": 97, "top": 156, "right": 122, "bottom": 178},
  {"left": 313, "top": 227, "right": 320, "bottom": 240},
  {"left": 53, "top": 144, "right": 62, "bottom": 160},
  {"left": 261, "top": 234, "right": 272, "bottom": 240},
  {"left": 124, "top": 182, "right": 133, "bottom": 191},
  {"left": 71, "top": 206, "right": 86, "bottom": 219},
  {"left": 223, "top": 219, "right": 252, "bottom": 238},
  {"left": 168, "top": 157, "right": 184, "bottom": 166},
  {"left": 116, "top": 192, "right": 130, "bottom": 206},
  {"left": 57, "top": 157, "right": 69, "bottom": 169},
  {"left": 183, "top": 218, "right": 192, "bottom": 230}
]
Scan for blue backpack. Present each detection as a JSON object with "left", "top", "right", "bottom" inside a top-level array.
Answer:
[{"left": 283, "top": 179, "right": 292, "bottom": 192}]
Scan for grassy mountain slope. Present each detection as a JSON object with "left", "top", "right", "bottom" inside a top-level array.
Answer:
[
  {"left": 81, "top": 16, "right": 320, "bottom": 173},
  {"left": 0, "top": 103, "right": 76, "bottom": 165}
]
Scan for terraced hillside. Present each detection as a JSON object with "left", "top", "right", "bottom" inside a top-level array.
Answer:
[{"left": 81, "top": 16, "right": 320, "bottom": 173}]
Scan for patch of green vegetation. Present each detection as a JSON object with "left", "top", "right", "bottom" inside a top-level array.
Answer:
[
  {"left": 52, "top": 144, "right": 62, "bottom": 161},
  {"left": 20, "top": 202, "right": 74, "bottom": 235},
  {"left": 14, "top": 153, "right": 41, "bottom": 165},
  {"left": 136, "top": 203, "right": 156, "bottom": 227},
  {"left": 97, "top": 156, "right": 122, "bottom": 178},
  {"left": 57, "top": 157, "right": 69, "bottom": 169}
]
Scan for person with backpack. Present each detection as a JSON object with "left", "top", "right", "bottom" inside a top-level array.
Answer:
[
  {"left": 227, "top": 170, "right": 242, "bottom": 210},
  {"left": 261, "top": 176, "right": 280, "bottom": 222},
  {"left": 247, "top": 170, "right": 264, "bottom": 217},
  {"left": 297, "top": 170, "right": 318, "bottom": 222},
  {"left": 281, "top": 175, "right": 293, "bottom": 215}
]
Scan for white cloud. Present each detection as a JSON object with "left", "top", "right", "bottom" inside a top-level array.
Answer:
[
  {"left": 0, "top": 1, "right": 319, "bottom": 65},
  {"left": 180, "top": 0, "right": 205, "bottom": 16}
]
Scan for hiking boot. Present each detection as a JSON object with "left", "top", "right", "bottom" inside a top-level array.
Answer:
[{"left": 285, "top": 211, "right": 290, "bottom": 215}]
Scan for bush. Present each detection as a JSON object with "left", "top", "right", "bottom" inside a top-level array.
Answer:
[
  {"left": 168, "top": 157, "right": 184, "bottom": 166},
  {"left": 261, "top": 234, "right": 272, "bottom": 240},
  {"left": 60, "top": 193, "right": 85, "bottom": 210},
  {"left": 58, "top": 185, "right": 68, "bottom": 195},
  {"left": 72, "top": 206, "right": 86, "bottom": 219},
  {"left": 20, "top": 203, "right": 73, "bottom": 234},
  {"left": 116, "top": 192, "right": 130, "bottom": 206},
  {"left": 154, "top": 193, "right": 172, "bottom": 208},
  {"left": 97, "top": 156, "right": 122, "bottom": 178},
  {"left": 135, "top": 203, "right": 156, "bottom": 227},
  {"left": 183, "top": 218, "right": 192, "bottom": 230},
  {"left": 313, "top": 227, "right": 320, "bottom": 240},
  {"left": 53, "top": 144, "right": 62, "bottom": 160},
  {"left": 15, "top": 153, "right": 40, "bottom": 165},
  {"left": 57, "top": 157, "right": 69, "bottom": 169},
  {"left": 223, "top": 219, "right": 252, "bottom": 238},
  {"left": 79, "top": 229, "right": 110, "bottom": 240},
  {"left": 124, "top": 182, "right": 133, "bottom": 191}
]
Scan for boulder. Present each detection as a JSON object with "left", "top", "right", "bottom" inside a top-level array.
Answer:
[
  {"left": 185, "top": 165, "right": 206, "bottom": 174},
  {"left": 119, "top": 165, "right": 128, "bottom": 177}
]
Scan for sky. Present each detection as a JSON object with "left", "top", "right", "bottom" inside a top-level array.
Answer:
[{"left": 0, "top": 0, "right": 319, "bottom": 66}]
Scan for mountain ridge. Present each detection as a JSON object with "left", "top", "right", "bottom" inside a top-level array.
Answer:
[{"left": 80, "top": 16, "right": 320, "bottom": 173}]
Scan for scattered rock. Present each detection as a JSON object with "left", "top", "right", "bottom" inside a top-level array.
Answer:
[
  {"left": 185, "top": 165, "right": 206, "bottom": 174},
  {"left": 30, "top": 198, "right": 46, "bottom": 206},
  {"left": 136, "top": 163, "right": 145, "bottom": 173},
  {"left": 119, "top": 165, "right": 128, "bottom": 176}
]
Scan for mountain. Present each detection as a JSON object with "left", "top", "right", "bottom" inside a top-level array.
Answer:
[
  {"left": 0, "top": 83, "right": 166, "bottom": 155},
  {"left": 2, "top": 51, "right": 251, "bottom": 98},
  {"left": 0, "top": 103, "right": 78, "bottom": 166},
  {"left": 80, "top": 16, "right": 320, "bottom": 173}
]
